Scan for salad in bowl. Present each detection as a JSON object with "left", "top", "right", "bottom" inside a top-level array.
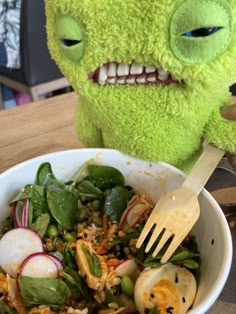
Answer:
[{"left": 0, "top": 149, "right": 232, "bottom": 314}]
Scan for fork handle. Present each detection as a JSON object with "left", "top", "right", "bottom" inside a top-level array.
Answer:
[{"left": 182, "top": 144, "right": 225, "bottom": 195}]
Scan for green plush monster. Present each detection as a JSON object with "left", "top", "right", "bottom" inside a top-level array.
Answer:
[{"left": 45, "top": 0, "right": 236, "bottom": 171}]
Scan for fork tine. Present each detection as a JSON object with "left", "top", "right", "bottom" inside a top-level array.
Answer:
[
  {"left": 145, "top": 223, "right": 164, "bottom": 253},
  {"left": 160, "top": 227, "right": 193, "bottom": 264},
  {"left": 160, "top": 235, "right": 183, "bottom": 264},
  {"left": 152, "top": 229, "right": 172, "bottom": 257},
  {"left": 136, "top": 217, "right": 154, "bottom": 249}
]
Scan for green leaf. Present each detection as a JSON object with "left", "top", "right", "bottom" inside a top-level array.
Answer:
[
  {"left": 61, "top": 267, "right": 92, "bottom": 300},
  {"left": 82, "top": 244, "right": 102, "bottom": 277},
  {"left": 18, "top": 276, "right": 71, "bottom": 306},
  {"left": 63, "top": 246, "right": 77, "bottom": 269},
  {"left": 181, "top": 259, "right": 199, "bottom": 269},
  {"left": 36, "top": 162, "right": 56, "bottom": 186},
  {"left": 88, "top": 165, "right": 125, "bottom": 190},
  {"left": 104, "top": 186, "right": 130, "bottom": 222},
  {"left": 72, "top": 158, "right": 95, "bottom": 185},
  {"left": 30, "top": 213, "right": 50, "bottom": 237},
  {"left": 0, "top": 300, "right": 17, "bottom": 314},
  {"left": 9, "top": 184, "right": 48, "bottom": 219},
  {"left": 46, "top": 178, "right": 78, "bottom": 229},
  {"left": 77, "top": 180, "right": 103, "bottom": 199}
]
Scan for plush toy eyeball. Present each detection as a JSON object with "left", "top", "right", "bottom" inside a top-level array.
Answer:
[{"left": 134, "top": 263, "right": 197, "bottom": 314}]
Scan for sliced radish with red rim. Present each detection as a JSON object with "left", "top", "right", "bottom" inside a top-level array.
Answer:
[
  {"left": 0, "top": 227, "right": 43, "bottom": 277},
  {"left": 48, "top": 255, "right": 64, "bottom": 273},
  {"left": 11, "top": 199, "right": 29, "bottom": 228},
  {"left": 20, "top": 253, "right": 60, "bottom": 278}
]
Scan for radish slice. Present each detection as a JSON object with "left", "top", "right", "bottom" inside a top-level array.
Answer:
[
  {"left": 48, "top": 255, "right": 64, "bottom": 273},
  {"left": 119, "top": 196, "right": 139, "bottom": 228},
  {"left": 115, "top": 259, "right": 140, "bottom": 281},
  {"left": 11, "top": 199, "right": 29, "bottom": 227},
  {"left": 0, "top": 228, "right": 43, "bottom": 278},
  {"left": 22, "top": 199, "right": 29, "bottom": 227},
  {"left": 11, "top": 202, "right": 23, "bottom": 227},
  {"left": 20, "top": 253, "right": 59, "bottom": 278}
]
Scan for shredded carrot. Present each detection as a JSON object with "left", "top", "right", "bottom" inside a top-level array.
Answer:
[{"left": 102, "top": 214, "right": 108, "bottom": 236}]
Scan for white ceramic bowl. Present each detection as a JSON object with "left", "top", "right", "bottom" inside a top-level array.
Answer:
[{"left": 0, "top": 148, "right": 232, "bottom": 313}]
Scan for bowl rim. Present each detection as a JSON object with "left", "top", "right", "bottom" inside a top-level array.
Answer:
[{"left": 0, "top": 148, "right": 233, "bottom": 313}]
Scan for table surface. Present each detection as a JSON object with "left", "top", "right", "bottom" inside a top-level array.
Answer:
[{"left": 0, "top": 91, "right": 235, "bottom": 313}]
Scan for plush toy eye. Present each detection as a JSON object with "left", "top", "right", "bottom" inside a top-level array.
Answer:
[
  {"left": 60, "top": 39, "right": 82, "bottom": 47},
  {"left": 56, "top": 16, "right": 85, "bottom": 63},
  {"left": 170, "top": 0, "right": 232, "bottom": 64},
  {"left": 182, "top": 27, "right": 223, "bottom": 38}
]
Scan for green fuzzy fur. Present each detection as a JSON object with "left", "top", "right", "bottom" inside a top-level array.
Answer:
[{"left": 45, "top": 0, "right": 236, "bottom": 170}]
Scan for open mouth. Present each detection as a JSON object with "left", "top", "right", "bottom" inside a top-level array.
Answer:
[{"left": 89, "top": 62, "right": 180, "bottom": 86}]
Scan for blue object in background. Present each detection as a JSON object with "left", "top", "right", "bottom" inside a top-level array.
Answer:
[
  {"left": 1, "top": 84, "right": 16, "bottom": 109},
  {"left": 0, "top": 41, "right": 16, "bottom": 109}
]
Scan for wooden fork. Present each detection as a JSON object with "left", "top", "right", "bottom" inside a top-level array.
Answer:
[{"left": 136, "top": 144, "right": 225, "bottom": 264}]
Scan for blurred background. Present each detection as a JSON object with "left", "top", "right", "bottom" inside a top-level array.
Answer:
[{"left": 0, "top": 0, "right": 72, "bottom": 110}]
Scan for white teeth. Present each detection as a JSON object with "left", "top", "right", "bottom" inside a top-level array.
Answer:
[
  {"left": 117, "top": 64, "right": 130, "bottom": 76},
  {"left": 98, "top": 65, "right": 108, "bottom": 85},
  {"left": 130, "top": 63, "right": 144, "bottom": 75},
  {"left": 158, "top": 67, "right": 168, "bottom": 76},
  {"left": 107, "top": 77, "right": 117, "bottom": 84},
  {"left": 108, "top": 62, "right": 117, "bottom": 77},
  {"left": 96, "top": 63, "right": 178, "bottom": 85},
  {"left": 146, "top": 65, "right": 156, "bottom": 74},
  {"left": 136, "top": 74, "right": 147, "bottom": 84},
  {"left": 158, "top": 68, "right": 169, "bottom": 81},
  {"left": 147, "top": 74, "right": 157, "bottom": 83},
  {"left": 126, "top": 77, "right": 136, "bottom": 84},
  {"left": 117, "top": 77, "right": 126, "bottom": 84}
]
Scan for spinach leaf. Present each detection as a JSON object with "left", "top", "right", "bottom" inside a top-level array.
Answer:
[
  {"left": 61, "top": 266, "right": 92, "bottom": 300},
  {"left": 63, "top": 246, "right": 77, "bottom": 269},
  {"left": 82, "top": 244, "right": 102, "bottom": 277},
  {"left": 30, "top": 213, "right": 50, "bottom": 237},
  {"left": 18, "top": 276, "right": 71, "bottom": 307},
  {"left": 9, "top": 184, "right": 48, "bottom": 219},
  {"left": 36, "top": 162, "right": 56, "bottom": 186},
  {"left": 76, "top": 180, "right": 103, "bottom": 199},
  {"left": 88, "top": 165, "right": 125, "bottom": 190},
  {"left": 46, "top": 178, "right": 78, "bottom": 229},
  {"left": 0, "top": 300, "right": 17, "bottom": 314},
  {"left": 104, "top": 186, "right": 130, "bottom": 222},
  {"left": 72, "top": 158, "right": 95, "bottom": 185}
]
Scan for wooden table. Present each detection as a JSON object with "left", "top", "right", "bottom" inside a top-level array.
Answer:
[
  {"left": 0, "top": 92, "right": 84, "bottom": 173},
  {"left": 0, "top": 91, "right": 236, "bottom": 313}
]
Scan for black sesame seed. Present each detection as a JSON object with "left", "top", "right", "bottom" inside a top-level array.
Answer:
[
  {"left": 183, "top": 297, "right": 186, "bottom": 303},
  {"left": 175, "top": 274, "right": 179, "bottom": 283},
  {"left": 84, "top": 232, "right": 88, "bottom": 238},
  {"left": 211, "top": 239, "right": 215, "bottom": 245},
  {"left": 150, "top": 293, "right": 155, "bottom": 298},
  {"left": 166, "top": 306, "right": 174, "bottom": 314}
]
